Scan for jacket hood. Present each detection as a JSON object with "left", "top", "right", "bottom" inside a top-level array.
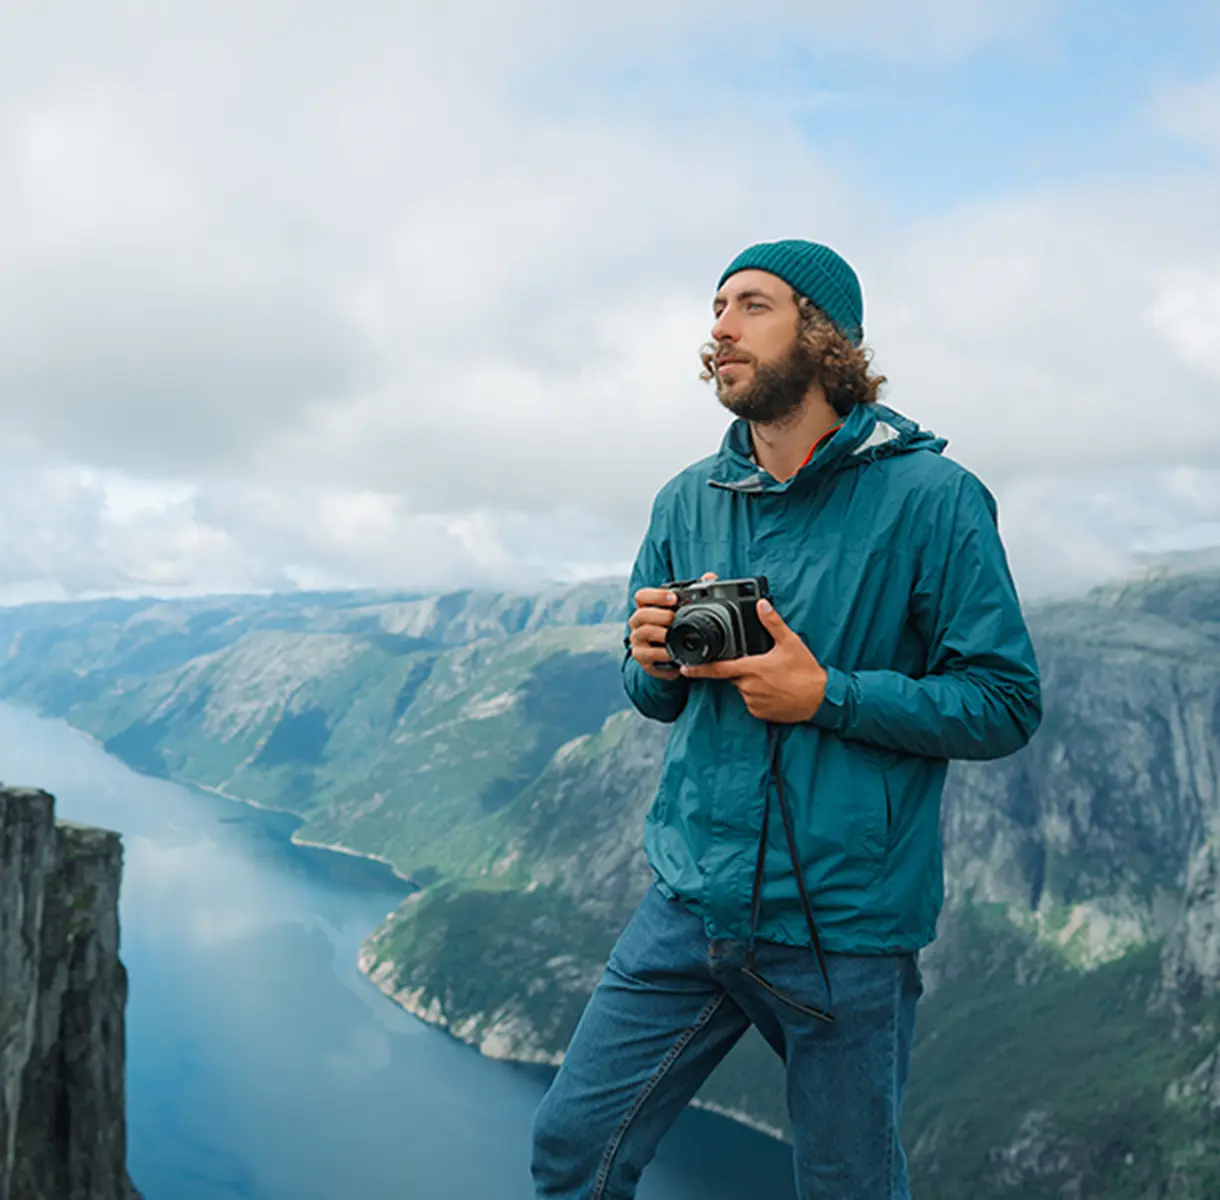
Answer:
[{"left": 707, "top": 402, "right": 947, "bottom": 494}]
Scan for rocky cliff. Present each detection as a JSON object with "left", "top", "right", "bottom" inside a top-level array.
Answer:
[
  {"left": 0, "top": 785, "right": 140, "bottom": 1200},
  {"left": 352, "top": 567, "right": 1220, "bottom": 1194},
  {"left": 4, "top": 567, "right": 1220, "bottom": 1195}
]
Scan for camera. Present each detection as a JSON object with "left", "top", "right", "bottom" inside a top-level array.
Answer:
[{"left": 662, "top": 576, "right": 774, "bottom": 668}]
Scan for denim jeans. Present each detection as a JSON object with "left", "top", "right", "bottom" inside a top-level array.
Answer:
[{"left": 531, "top": 883, "right": 923, "bottom": 1199}]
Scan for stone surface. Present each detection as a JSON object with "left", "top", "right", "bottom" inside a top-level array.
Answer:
[
  {"left": 0, "top": 786, "right": 141, "bottom": 1200},
  {"left": 1165, "top": 1048, "right": 1220, "bottom": 1114},
  {"left": 1162, "top": 838, "right": 1220, "bottom": 1007},
  {"left": 5, "top": 567, "right": 1220, "bottom": 1193},
  {"left": 924, "top": 590, "right": 1220, "bottom": 995},
  {"left": 986, "top": 1110, "right": 1086, "bottom": 1196}
]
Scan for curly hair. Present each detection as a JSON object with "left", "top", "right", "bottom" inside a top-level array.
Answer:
[{"left": 700, "top": 291, "right": 886, "bottom": 417}]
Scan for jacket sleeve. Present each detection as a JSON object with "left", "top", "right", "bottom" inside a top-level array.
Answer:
[
  {"left": 621, "top": 489, "right": 691, "bottom": 724},
  {"left": 809, "top": 472, "right": 1042, "bottom": 761}
]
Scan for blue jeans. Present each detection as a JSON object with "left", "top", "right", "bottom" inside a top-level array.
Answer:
[{"left": 531, "top": 884, "right": 923, "bottom": 1199}]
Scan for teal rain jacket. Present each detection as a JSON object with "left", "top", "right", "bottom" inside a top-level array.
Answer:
[{"left": 622, "top": 402, "right": 1042, "bottom": 955}]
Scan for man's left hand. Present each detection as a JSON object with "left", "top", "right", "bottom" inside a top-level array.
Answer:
[{"left": 679, "top": 599, "right": 828, "bottom": 722}]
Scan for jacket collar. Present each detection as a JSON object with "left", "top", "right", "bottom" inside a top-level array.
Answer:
[{"left": 707, "top": 402, "right": 903, "bottom": 494}]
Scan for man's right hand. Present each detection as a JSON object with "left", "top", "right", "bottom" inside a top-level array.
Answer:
[{"left": 628, "top": 573, "right": 716, "bottom": 681}]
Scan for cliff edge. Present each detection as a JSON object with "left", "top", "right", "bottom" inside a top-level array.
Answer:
[{"left": 0, "top": 785, "right": 141, "bottom": 1200}]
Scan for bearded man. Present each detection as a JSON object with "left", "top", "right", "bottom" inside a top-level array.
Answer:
[{"left": 530, "top": 240, "right": 1042, "bottom": 1199}]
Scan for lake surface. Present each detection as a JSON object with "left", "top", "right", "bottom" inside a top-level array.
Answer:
[{"left": 0, "top": 701, "right": 798, "bottom": 1199}]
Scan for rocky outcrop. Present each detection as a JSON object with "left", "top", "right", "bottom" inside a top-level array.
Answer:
[
  {"left": 482, "top": 708, "right": 668, "bottom": 920},
  {"left": 0, "top": 785, "right": 140, "bottom": 1200},
  {"left": 927, "top": 595, "right": 1220, "bottom": 990},
  {"left": 6, "top": 566, "right": 1220, "bottom": 1194},
  {"left": 1155, "top": 833, "right": 1220, "bottom": 1138},
  {"left": 1165, "top": 1049, "right": 1220, "bottom": 1114},
  {"left": 1162, "top": 838, "right": 1220, "bottom": 1007},
  {"left": 985, "top": 1110, "right": 1089, "bottom": 1198}
]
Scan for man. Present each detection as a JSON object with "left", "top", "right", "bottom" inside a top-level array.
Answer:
[{"left": 530, "top": 239, "right": 1042, "bottom": 1198}]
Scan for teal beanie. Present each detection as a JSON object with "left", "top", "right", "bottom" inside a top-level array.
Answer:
[{"left": 717, "top": 239, "right": 864, "bottom": 346}]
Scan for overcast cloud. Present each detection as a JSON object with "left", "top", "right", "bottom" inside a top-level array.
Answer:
[{"left": 1, "top": 2, "right": 1218, "bottom": 605}]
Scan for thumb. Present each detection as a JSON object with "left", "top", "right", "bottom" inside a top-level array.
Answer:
[{"left": 756, "top": 597, "right": 794, "bottom": 641}]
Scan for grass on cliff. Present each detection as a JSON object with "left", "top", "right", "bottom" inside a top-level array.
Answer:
[
  {"left": 295, "top": 635, "right": 629, "bottom": 874},
  {"left": 905, "top": 938, "right": 1220, "bottom": 1199},
  {"left": 366, "top": 881, "right": 622, "bottom": 1055}
]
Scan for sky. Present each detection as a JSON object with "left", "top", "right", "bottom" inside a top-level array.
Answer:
[{"left": 0, "top": 0, "right": 1218, "bottom": 605}]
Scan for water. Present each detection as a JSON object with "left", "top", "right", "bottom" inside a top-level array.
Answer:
[{"left": 0, "top": 702, "right": 797, "bottom": 1200}]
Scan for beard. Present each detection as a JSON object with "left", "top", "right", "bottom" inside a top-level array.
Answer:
[{"left": 715, "top": 339, "right": 820, "bottom": 425}]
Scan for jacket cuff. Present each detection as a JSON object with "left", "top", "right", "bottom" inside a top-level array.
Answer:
[
  {"left": 809, "top": 665, "right": 851, "bottom": 732},
  {"left": 622, "top": 650, "right": 689, "bottom": 718}
]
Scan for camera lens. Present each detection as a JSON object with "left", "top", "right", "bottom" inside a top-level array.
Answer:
[{"left": 666, "top": 607, "right": 729, "bottom": 666}]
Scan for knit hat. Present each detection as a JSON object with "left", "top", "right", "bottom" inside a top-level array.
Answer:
[{"left": 717, "top": 239, "right": 864, "bottom": 346}]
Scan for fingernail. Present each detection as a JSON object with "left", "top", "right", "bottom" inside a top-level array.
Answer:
[
  {"left": 758, "top": 599, "right": 771, "bottom": 612},
  {"left": 667, "top": 592, "right": 677, "bottom": 605}
]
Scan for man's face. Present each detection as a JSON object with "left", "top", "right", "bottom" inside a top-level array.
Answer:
[{"left": 709, "top": 269, "right": 814, "bottom": 424}]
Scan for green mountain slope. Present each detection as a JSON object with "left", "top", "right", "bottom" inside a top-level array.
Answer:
[
  {"left": 906, "top": 904, "right": 1220, "bottom": 1198},
  {"left": 0, "top": 584, "right": 629, "bottom": 872},
  {"left": 2, "top": 567, "right": 1219, "bottom": 1194}
]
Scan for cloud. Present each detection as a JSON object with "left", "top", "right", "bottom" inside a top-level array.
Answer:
[
  {"left": 1149, "top": 265, "right": 1220, "bottom": 379},
  {"left": 0, "top": 466, "right": 258, "bottom": 599},
  {"left": 1151, "top": 72, "right": 1220, "bottom": 157},
  {"left": 0, "top": 465, "right": 638, "bottom": 602},
  {"left": 866, "top": 177, "right": 1220, "bottom": 486},
  {"left": 0, "top": 3, "right": 1216, "bottom": 603},
  {"left": 996, "top": 466, "right": 1220, "bottom": 601}
]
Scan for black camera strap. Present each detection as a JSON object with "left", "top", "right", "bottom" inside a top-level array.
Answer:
[{"left": 744, "top": 723, "right": 835, "bottom": 1024}]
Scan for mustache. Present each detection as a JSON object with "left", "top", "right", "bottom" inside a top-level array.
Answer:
[{"left": 698, "top": 340, "right": 756, "bottom": 382}]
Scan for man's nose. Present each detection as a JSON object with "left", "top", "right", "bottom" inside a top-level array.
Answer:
[{"left": 711, "top": 309, "right": 739, "bottom": 343}]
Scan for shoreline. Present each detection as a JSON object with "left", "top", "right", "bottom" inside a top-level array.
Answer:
[
  {"left": 357, "top": 945, "right": 791, "bottom": 1146},
  {"left": 60, "top": 714, "right": 419, "bottom": 886},
  {"left": 186, "top": 782, "right": 418, "bottom": 885},
  {"left": 49, "top": 702, "right": 788, "bottom": 1147},
  {"left": 57, "top": 706, "right": 421, "bottom": 888},
  {"left": 290, "top": 832, "right": 418, "bottom": 885},
  {"left": 177, "top": 777, "right": 419, "bottom": 885}
]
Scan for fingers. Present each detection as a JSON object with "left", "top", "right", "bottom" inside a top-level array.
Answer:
[
  {"left": 632, "top": 640, "right": 672, "bottom": 665},
  {"left": 628, "top": 595, "right": 678, "bottom": 676},
  {"left": 680, "top": 667, "right": 763, "bottom": 715},
  {"left": 755, "top": 597, "right": 794, "bottom": 641},
  {"left": 628, "top": 611, "right": 676, "bottom": 670},
  {"left": 629, "top": 576, "right": 717, "bottom": 683},
  {"left": 637, "top": 648, "right": 680, "bottom": 675},
  {"left": 634, "top": 586, "right": 678, "bottom": 610},
  {"left": 629, "top": 604, "right": 676, "bottom": 631},
  {"left": 630, "top": 636, "right": 681, "bottom": 680},
  {"left": 633, "top": 574, "right": 716, "bottom": 611},
  {"left": 635, "top": 642, "right": 673, "bottom": 668},
  {"left": 679, "top": 659, "right": 748, "bottom": 680}
]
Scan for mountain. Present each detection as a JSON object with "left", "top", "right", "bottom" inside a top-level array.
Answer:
[
  {"left": 0, "top": 785, "right": 142, "bottom": 1200},
  {"left": 2, "top": 566, "right": 1219, "bottom": 1196}
]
